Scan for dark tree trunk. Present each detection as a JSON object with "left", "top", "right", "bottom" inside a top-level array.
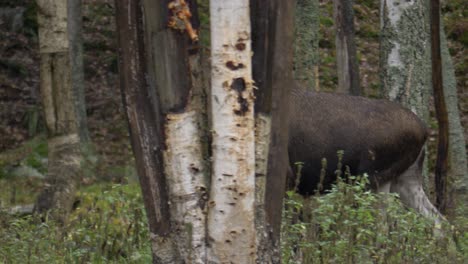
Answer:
[
  {"left": 333, "top": 0, "right": 360, "bottom": 95},
  {"left": 115, "top": 0, "right": 206, "bottom": 262},
  {"left": 430, "top": 0, "right": 449, "bottom": 213},
  {"left": 251, "top": 0, "right": 295, "bottom": 262},
  {"left": 114, "top": 1, "right": 176, "bottom": 262}
]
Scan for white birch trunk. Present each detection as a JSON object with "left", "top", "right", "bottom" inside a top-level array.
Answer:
[
  {"left": 164, "top": 111, "right": 207, "bottom": 264},
  {"left": 208, "top": 1, "right": 256, "bottom": 263},
  {"left": 380, "top": 0, "right": 431, "bottom": 188},
  {"left": 380, "top": 0, "right": 431, "bottom": 120}
]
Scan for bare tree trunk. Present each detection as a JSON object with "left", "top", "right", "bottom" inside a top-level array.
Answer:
[
  {"left": 251, "top": 0, "right": 295, "bottom": 262},
  {"left": 440, "top": 23, "right": 468, "bottom": 217},
  {"left": 207, "top": 1, "right": 256, "bottom": 263},
  {"left": 380, "top": 0, "right": 432, "bottom": 189},
  {"left": 115, "top": 0, "right": 207, "bottom": 263},
  {"left": 35, "top": 0, "right": 83, "bottom": 220},
  {"left": 115, "top": 1, "right": 176, "bottom": 262},
  {"left": 141, "top": 0, "right": 208, "bottom": 262},
  {"left": 333, "top": 0, "right": 361, "bottom": 95},
  {"left": 294, "top": 0, "right": 319, "bottom": 91},
  {"left": 68, "top": 0, "right": 89, "bottom": 144},
  {"left": 380, "top": 0, "right": 431, "bottom": 120},
  {"left": 117, "top": 1, "right": 296, "bottom": 262},
  {"left": 431, "top": 0, "right": 449, "bottom": 214}
]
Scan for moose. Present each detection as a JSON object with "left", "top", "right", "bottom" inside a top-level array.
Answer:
[{"left": 288, "top": 85, "right": 444, "bottom": 223}]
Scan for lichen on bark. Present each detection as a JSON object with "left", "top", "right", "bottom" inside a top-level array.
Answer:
[
  {"left": 440, "top": 26, "right": 468, "bottom": 216},
  {"left": 380, "top": 0, "right": 431, "bottom": 121}
]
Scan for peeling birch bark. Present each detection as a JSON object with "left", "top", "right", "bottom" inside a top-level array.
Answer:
[
  {"left": 117, "top": 0, "right": 208, "bottom": 262},
  {"left": 208, "top": 1, "right": 256, "bottom": 263},
  {"left": 164, "top": 111, "right": 207, "bottom": 264}
]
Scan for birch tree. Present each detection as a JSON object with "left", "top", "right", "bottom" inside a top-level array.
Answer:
[
  {"left": 35, "top": 0, "right": 85, "bottom": 220},
  {"left": 380, "top": 0, "right": 432, "bottom": 188},
  {"left": 207, "top": 1, "right": 256, "bottom": 262},
  {"left": 380, "top": 0, "right": 431, "bottom": 120},
  {"left": 115, "top": 0, "right": 207, "bottom": 263},
  {"left": 116, "top": 0, "right": 295, "bottom": 262}
]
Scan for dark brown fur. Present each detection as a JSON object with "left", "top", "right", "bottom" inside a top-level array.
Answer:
[{"left": 288, "top": 87, "right": 428, "bottom": 195}]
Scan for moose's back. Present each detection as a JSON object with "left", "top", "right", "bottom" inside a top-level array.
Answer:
[{"left": 288, "top": 87, "right": 428, "bottom": 195}]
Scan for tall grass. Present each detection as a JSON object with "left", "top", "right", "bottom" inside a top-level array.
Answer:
[
  {"left": 0, "top": 183, "right": 151, "bottom": 263},
  {"left": 281, "top": 174, "right": 467, "bottom": 263},
  {"left": 0, "top": 174, "right": 466, "bottom": 263}
]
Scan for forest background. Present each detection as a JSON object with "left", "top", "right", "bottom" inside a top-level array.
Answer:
[{"left": 0, "top": 0, "right": 466, "bottom": 262}]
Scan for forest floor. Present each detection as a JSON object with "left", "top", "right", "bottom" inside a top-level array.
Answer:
[{"left": 0, "top": 0, "right": 467, "bottom": 199}]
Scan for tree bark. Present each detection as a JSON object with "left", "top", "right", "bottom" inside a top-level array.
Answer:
[
  {"left": 380, "top": 0, "right": 431, "bottom": 120},
  {"left": 333, "top": 0, "right": 361, "bottom": 95},
  {"left": 380, "top": 0, "right": 432, "bottom": 189},
  {"left": 207, "top": 1, "right": 256, "bottom": 263},
  {"left": 115, "top": 0, "right": 207, "bottom": 263},
  {"left": 141, "top": 0, "right": 208, "bottom": 262},
  {"left": 68, "top": 0, "right": 89, "bottom": 144},
  {"left": 35, "top": 0, "right": 83, "bottom": 220},
  {"left": 294, "top": 0, "right": 319, "bottom": 91},
  {"left": 115, "top": 1, "right": 176, "bottom": 262},
  {"left": 431, "top": 0, "right": 449, "bottom": 214},
  {"left": 251, "top": 1, "right": 295, "bottom": 262},
  {"left": 440, "top": 23, "right": 468, "bottom": 217}
]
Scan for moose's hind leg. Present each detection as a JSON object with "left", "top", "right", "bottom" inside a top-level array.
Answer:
[{"left": 390, "top": 150, "right": 444, "bottom": 223}]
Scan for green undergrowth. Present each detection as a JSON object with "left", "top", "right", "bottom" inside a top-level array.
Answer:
[
  {"left": 0, "top": 182, "right": 151, "bottom": 263},
  {"left": 0, "top": 176, "right": 467, "bottom": 263},
  {"left": 281, "top": 175, "right": 468, "bottom": 263},
  {"left": 0, "top": 177, "right": 42, "bottom": 207},
  {"left": 0, "top": 136, "right": 47, "bottom": 175},
  {"left": 0, "top": 136, "right": 47, "bottom": 207}
]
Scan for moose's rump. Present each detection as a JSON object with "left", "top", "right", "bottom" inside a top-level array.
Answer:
[{"left": 288, "top": 88, "right": 428, "bottom": 195}]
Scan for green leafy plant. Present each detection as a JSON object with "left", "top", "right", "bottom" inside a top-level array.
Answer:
[
  {"left": 0, "top": 183, "right": 151, "bottom": 263},
  {"left": 281, "top": 174, "right": 467, "bottom": 263}
]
